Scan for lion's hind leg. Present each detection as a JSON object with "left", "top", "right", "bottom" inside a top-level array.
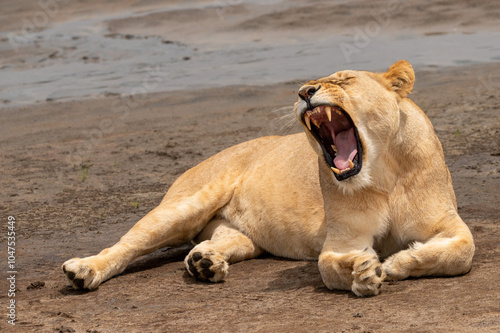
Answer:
[
  {"left": 62, "top": 173, "right": 237, "bottom": 290},
  {"left": 185, "top": 218, "right": 263, "bottom": 282}
]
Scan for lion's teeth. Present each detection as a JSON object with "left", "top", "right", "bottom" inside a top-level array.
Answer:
[
  {"left": 312, "top": 107, "right": 321, "bottom": 114},
  {"left": 324, "top": 106, "right": 332, "bottom": 122},
  {"left": 331, "top": 144, "right": 337, "bottom": 153},
  {"left": 349, "top": 159, "right": 354, "bottom": 169},
  {"left": 304, "top": 113, "right": 312, "bottom": 130},
  {"left": 331, "top": 167, "right": 340, "bottom": 175},
  {"left": 335, "top": 108, "right": 342, "bottom": 115},
  {"left": 312, "top": 118, "right": 321, "bottom": 128}
]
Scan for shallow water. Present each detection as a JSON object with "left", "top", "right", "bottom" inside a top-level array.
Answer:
[{"left": 0, "top": 3, "right": 499, "bottom": 106}]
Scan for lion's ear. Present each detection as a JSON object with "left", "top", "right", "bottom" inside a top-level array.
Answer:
[{"left": 383, "top": 60, "right": 415, "bottom": 98}]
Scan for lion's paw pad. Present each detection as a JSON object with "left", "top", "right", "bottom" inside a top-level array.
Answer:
[
  {"left": 185, "top": 250, "right": 228, "bottom": 282},
  {"left": 62, "top": 257, "right": 102, "bottom": 290},
  {"left": 351, "top": 257, "right": 385, "bottom": 297}
]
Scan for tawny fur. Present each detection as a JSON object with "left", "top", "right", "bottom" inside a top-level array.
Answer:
[{"left": 62, "top": 60, "right": 474, "bottom": 296}]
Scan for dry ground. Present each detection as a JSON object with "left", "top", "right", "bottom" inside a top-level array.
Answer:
[
  {"left": 1, "top": 0, "right": 499, "bottom": 332},
  {"left": 1, "top": 63, "right": 499, "bottom": 332}
]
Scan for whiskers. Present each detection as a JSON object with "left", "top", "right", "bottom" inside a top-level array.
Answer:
[{"left": 271, "top": 106, "right": 303, "bottom": 136}]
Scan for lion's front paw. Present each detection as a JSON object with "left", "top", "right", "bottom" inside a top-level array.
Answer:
[
  {"left": 382, "top": 251, "right": 412, "bottom": 281},
  {"left": 351, "top": 254, "right": 385, "bottom": 297},
  {"left": 185, "top": 248, "right": 228, "bottom": 282},
  {"left": 62, "top": 257, "right": 103, "bottom": 290}
]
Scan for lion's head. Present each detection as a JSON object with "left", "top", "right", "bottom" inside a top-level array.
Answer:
[{"left": 295, "top": 60, "right": 415, "bottom": 192}]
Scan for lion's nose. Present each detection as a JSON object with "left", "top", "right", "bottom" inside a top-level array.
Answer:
[{"left": 298, "top": 85, "right": 321, "bottom": 101}]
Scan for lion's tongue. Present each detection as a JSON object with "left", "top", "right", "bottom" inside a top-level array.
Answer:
[{"left": 333, "top": 127, "right": 358, "bottom": 170}]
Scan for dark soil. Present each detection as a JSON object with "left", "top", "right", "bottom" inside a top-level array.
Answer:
[{"left": 1, "top": 63, "right": 499, "bottom": 332}]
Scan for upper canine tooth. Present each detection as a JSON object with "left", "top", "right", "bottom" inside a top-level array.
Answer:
[
  {"left": 304, "top": 113, "right": 312, "bottom": 130},
  {"left": 349, "top": 159, "right": 354, "bottom": 169},
  {"left": 331, "top": 167, "right": 340, "bottom": 175},
  {"left": 324, "top": 106, "right": 332, "bottom": 121}
]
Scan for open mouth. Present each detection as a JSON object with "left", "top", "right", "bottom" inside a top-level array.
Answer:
[{"left": 302, "top": 105, "right": 363, "bottom": 180}]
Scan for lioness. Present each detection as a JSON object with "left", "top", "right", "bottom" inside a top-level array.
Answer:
[{"left": 62, "top": 60, "right": 474, "bottom": 296}]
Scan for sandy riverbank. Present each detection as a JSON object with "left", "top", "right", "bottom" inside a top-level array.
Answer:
[{"left": 0, "top": 1, "right": 499, "bottom": 332}]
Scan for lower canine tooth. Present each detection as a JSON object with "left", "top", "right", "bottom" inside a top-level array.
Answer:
[
  {"left": 331, "top": 167, "right": 340, "bottom": 175},
  {"left": 349, "top": 160, "right": 354, "bottom": 169},
  {"left": 331, "top": 145, "right": 337, "bottom": 153}
]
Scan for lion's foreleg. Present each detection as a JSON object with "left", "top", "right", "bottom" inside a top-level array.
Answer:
[
  {"left": 319, "top": 247, "right": 385, "bottom": 297},
  {"left": 383, "top": 214, "right": 475, "bottom": 280},
  {"left": 317, "top": 197, "right": 388, "bottom": 297}
]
